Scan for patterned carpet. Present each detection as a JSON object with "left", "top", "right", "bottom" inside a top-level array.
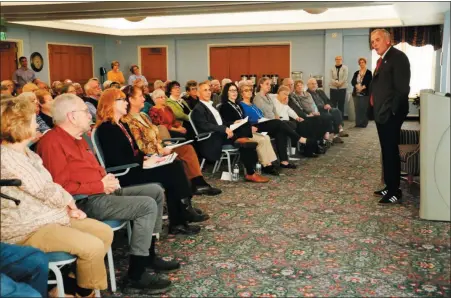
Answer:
[{"left": 104, "top": 120, "right": 450, "bottom": 297}]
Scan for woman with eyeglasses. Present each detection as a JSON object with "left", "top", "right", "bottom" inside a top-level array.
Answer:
[
  {"left": 219, "top": 83, "right": 279, "bottom": 176},
  {"left": 182, "top": 80, "right": 199, "bottom": 110},
  {"left": 123, "top": 85, "right": 221, "bottom": 196},
  {"left": 164, "top": 81, "right": 195, "bottom": 138},
  {"left": 149, "top": 85, "right": 188, "bottom": 138},
  {"left": 95, "top": 88, "right": 207, "bottom": 235}
]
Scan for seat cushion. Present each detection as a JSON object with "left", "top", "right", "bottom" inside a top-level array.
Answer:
[
  {"left": 399, "top": 144, "right": 419, "bottom": 162},
  {"left": 222, "top": 144, "right": 236, "bottom": 151},
  {"left": 102, "top": 220, "right": 127, "bottom": 230},
  {"left": 47, "top": 251, "right": 77, "bottom": 263}
]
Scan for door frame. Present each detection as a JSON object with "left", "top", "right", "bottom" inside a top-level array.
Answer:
[
  {"left": 46, "top": 42, "right": 94, "bottom": 84},
  {"left": 137, "top": 45, "right": 169, "bottom": 81},
  {"left": 207, "top": 41, "right": 292, "bottom": 79},
  {"left": 2, "top": 39, "right": 24, "bottom": 68}
]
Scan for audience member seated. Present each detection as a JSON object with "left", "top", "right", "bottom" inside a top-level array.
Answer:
[
  {"left": 16, "top": 92, "right": 50, "bottom": 135},
  {"left": 0, "top": 97, "right": 114, "bottom": 297},
  {"left": 152, "top": 80, "right": 165, "bottom": 96},
  {"left": 61, "top": 83, "right": 77, "bottom": 95},
  {"left": 73, "top": 82, "right": 84, "bottom": 97},
  {"left": 131, "top": 80, "right": 153, "bottom": 114},
  {"left": 22, "top": 83, "right": 39, "bottom": 93},
  {"left": 36, "top": 93, "right": 176, "bottom": 291},
  {"left": 253, "top": 77, "right": 318, "bottom": 154},
  {"left": 63, "top": 79, "right": 73, "bottom": 85},
  {"left": 221, "top": 78, "right": 232, "bottom": 90},
  {"left": 274, "top": 86, "right": 321, "bottom": 157},
  {"left": 150, "top": 88, "right": 187, "bottom": 138},
  {"left": 182, "top": 80, "right": 199, "bottom": 110},
  {"left": 128, "top": 65, "right": 148, "bottom": 86},
  {"left": 307, "top": 78, "right": 349, "bottom": 140},
  {"left": 1, "top": 80, "right": 15, "bottom": 96},
  {"left": 0, "top": 243, "right": 48, "bottom": 298},
  {"left": 107, "top": 60, "right": 126, "bottom": 86},
  {"left": 83, "top": 78, "right": 102, "bottom": 120},
  {"left": 102, "top": 80, "right": 112, "bottom": 90},
  {"left": 283, "top": 79, "right": 330, "bottom": 150},
  {"left": 36, "top": 80, "right": 50, "bottom": 92},
  {"left": 191, "top": 82, "right": 269, "bottom": 183},
  {"left": 35, "top": 89, "right": 54, "bottom": 129},
  {"left": 123, "top": 85, "right": 221, "bottom": 196},
  {"left": 210, "top": 79, "right": 221, "bottom": 107},
  {"left": 219, "top": 83, "right": 279, "bottom": 175},
  {"left": 165, "top": 81, "right": 195, "bottom": 137},
  {"left": 95, "top": 88, "right": 208, "bottom": 234}
]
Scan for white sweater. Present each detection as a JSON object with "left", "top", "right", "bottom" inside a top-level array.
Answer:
[{"left": 271, "top": 97, "right": 299, "bottom": 121}]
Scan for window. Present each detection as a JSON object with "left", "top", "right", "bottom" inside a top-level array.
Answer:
[{"left": 371, "top": 42, "right": 436, "bottom": 97}]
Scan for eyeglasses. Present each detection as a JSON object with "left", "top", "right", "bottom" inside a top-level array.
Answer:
[
  {"left": 116, "top": 98, "right": 126, "bottom": 101},
  {"left": 242, "top": 89, "right": 252, "bottom": 92},
  {"left": 228, "top": 89, "right": 238, "bottom": 93},
  {"left": 190, "top": 87, "right": 198, "bottom": 91}
]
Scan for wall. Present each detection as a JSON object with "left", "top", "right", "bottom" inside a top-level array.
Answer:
[
  {"left": 440, "top": 10, "right": 450, "bottom": 93},
  {"left": 5, "top": 25, "right": 107, "bottom": 83}
]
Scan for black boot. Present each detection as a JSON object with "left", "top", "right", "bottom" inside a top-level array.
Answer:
[
  {"left": 168, "top": 223, "right": 201, "bottom": 235},
  {"left": 191, "top": 176, "right": 222, "bottom": 196},
  {"left": 126, "top": 255, "right": 171, "bottom": 293},
  {"left": 147, "top": 236, "right": 180, "bottom": 272},
  {"left": 182, "top": 198, "right": 210, "bottom": 222}
]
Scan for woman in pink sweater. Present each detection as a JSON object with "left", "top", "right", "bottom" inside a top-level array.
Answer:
[{"left": 0, "top": 97, "right": 113, "bottom": 297}]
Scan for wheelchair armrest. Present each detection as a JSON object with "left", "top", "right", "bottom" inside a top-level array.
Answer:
[{"left": 105, "top": 163, "right": 140, "bottom": 173}]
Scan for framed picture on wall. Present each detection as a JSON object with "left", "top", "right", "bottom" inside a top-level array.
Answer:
[{"left": 30, "top": 52, "right": 43, "bottom": 72}]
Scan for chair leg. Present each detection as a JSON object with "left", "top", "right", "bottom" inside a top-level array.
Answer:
[
  {"left": 107, "top": 247, "right": 116, "bottom": 292},
  {"left": 49, "top": 263, "right": 66, "bottom": 298},
  {"left": 95, "top": 289, "right": 101, "bottom": 297},
  {"left": 126, "top": 221, "right": 132, "bottom": 245},
  {"left": 212, "top": 160, "right": 219, "bottom": 174},
  {"left": 226, "top": 152, "right": 232, "bottom": 176},
  {"left": 200, "top": 158, "right": 206, "bottom": 171}
]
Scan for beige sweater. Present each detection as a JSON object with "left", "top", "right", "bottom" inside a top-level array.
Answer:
[{"left": 0, "top": 145, "right": 73, "bottom": 244}]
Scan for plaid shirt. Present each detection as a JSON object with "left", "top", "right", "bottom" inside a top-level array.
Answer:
[{"left": 36, "top": 114, "right": 51, "bottom": 133}]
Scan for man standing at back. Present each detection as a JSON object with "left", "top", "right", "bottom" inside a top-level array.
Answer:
[{"left": 369, "top": 29, "right": 411, "bottom": 204}]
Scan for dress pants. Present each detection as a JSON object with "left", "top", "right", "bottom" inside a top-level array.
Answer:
[
  {"left": 320, "top": 108, "right": 343, "bottom": 133},
  {"left": 18, "top": 219, "right": 113, "bottom": 290},
  {"left": 0, "top": 243, "right": 48, "bottom": 298},
  {"left": 255, "top": 119, "right": 300, "bottom": 162},
  {"left": 330, "top": 88, "right": 347, "bottom": 116},
  {"left": 376, "top": 113, "right": 406, "bottom": 193},
  {"left": 249, "top": 133, "right": 277, "bottom": 165},
  {"left": 80, "top": 183, "right": 164, "bottom": 256},
  {"left": 353, "top": 95, "right": 369, "bottom": 127}
]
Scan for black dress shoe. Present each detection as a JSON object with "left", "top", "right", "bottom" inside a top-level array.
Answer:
[
  {"left": 303, "top": 152, "right": 319, "bottom": 158},
  {"left": 262, "top": 165, "right": 279, "bottom": 176},
  {"left": 280, "top": 163, "right": 297, "bottom": 169},
  {"left": 169, "top": 224, "right": 201, "bottom": 235},
  {"left": 184, "top": 205, "right": 209, "bottom": 222},
  {"left": 193, "top": 185, "right": 222, "bottom": 196},
  {"left": 379, "top": 191, "right": 403, "bottom": 204},
  {"left": 147, "top": 256, "right": 180, "bottom": 272},
  {"left": 125, "top": 272, "right": 171, "bottom": 292}
]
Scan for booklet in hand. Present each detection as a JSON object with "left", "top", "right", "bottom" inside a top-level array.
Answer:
[
  {"left": 143, "top": 153, "right": 178, "bottom": 169},
  {"left": 164, "top": 139, "right": 194, "bottom": 150},
  {"left": 229, "top": 116, "right": 249, "bottom": 131}
]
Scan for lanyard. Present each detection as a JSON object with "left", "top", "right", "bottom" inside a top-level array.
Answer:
[
  {"left": 117, "top": 122, "right": 138, "bottom": 156},
  {"left": 228, "top": 101, "right": 243, "bottom": 118}
]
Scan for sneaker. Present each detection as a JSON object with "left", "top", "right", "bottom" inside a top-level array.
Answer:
[{"left": 379, "top": 191, "right": 403, "bottom": 204}]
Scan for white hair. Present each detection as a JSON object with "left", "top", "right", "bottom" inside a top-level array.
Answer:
[
  {"left": 84, "top": 79, "right": 98, "bottom": 92},
  {"left": 221, "top": 78, "right": 232, "bottom": 88},
  {"left": 152, "top": 89, "right": 165, "bottom": 99},
  {"left": 16, "top": 92, "right": 36, "bottom": 102},
  {"left": 237, "top": 80, "right": 249, "bottom": 90},
  {"left": 52, "top": 93, "right": 83, "bottom": 125},
  {"left": 371, "top": 28, "right": 391, "bottom": 40},
  {"left": 103, "top": 80, "right": 112, "bottom": 89}
]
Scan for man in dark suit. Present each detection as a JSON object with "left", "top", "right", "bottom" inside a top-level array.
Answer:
[
  {"left": 190, "top": 82, "right": 269, "bottom": 183},
  {"left": 369, "top": 29, "right": 411, "bottom": 204}
]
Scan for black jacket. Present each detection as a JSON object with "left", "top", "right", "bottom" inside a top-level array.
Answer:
[
  {"left": 351, "top": 69, "right": 373, "bottom": 96},
  {"left": 288, "top": 93, "right": 308, "bottom": 118},
  {"left": 369, "top": 47, "right": 411, "bottom": 124},
  {"left": 307, "top": 89, "right": 331, "bottom": 111},
  {"left": 218, "top": 100, "right": 253, "bottom": 138}
]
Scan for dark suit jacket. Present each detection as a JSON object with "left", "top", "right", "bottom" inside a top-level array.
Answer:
[
  {"left": 369, "top": 47, "right": 410, "bottom": 124},
  {"left": 288, "top": 93, "right": 308, "bottom": 118},
  {"left": 351, "top": 69, "right": 372, "bottom": 96},
  {"left": 218, "top": 100, "right": 253, "bottom": 138},
  {"left": 190, "top": 101, "right": 228, "bottom": 161},
  {"left": 307, "top": 89, "right": 331, "bottom": 111}
]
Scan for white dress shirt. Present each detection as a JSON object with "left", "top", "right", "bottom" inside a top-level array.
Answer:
[
  {"left": 271, "top": 97, "right": 299, "bottom": 121},
  {"left": 200, "top": 100, "right": 223, "bottom": 125}
]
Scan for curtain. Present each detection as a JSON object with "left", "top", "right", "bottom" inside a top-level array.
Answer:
[{"left": 369, "top": 25, "right": 443, "bottom": 50}]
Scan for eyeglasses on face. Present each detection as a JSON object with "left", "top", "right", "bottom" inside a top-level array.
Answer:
[
  {"left": 243, "top": 89, "right": 252, "bottom": 92},
  {"left": 116, "top": 98, "right": 126, "bottom": 101},
  {"left": 190, "top": 87, "right": 198, "bottom": 91},
  {"left": 228, "top": 89, "right": 238, "bottom": 93}
]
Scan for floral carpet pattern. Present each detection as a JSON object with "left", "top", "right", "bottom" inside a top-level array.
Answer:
[{"left": 104, "top": 121, "right": 450, "bottom": 297}]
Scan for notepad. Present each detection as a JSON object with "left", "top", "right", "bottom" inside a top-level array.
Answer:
[
  {"left": 143, "top": 153, "right": 178, "bottom": 169},
  {"left": 229, "top": 116, "right": 248, "bottom": 131}
]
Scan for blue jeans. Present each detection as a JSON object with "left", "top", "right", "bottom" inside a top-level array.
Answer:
[{"left": 0, "top": 243, "right": 49, "bottom": 298}]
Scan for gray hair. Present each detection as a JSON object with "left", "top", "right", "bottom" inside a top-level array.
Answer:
[
  {"left": 16, "top": 92, "right": 37, "bottom": 102},
  {"left": 84, "top": 79, "right": 98, "bottom": 92},
  {"left": 152, "top": 89, "right": 165, "bottom": 99},
  {"left": 52, "top": 93, "right": 82, "bottom": 125},
  {"left": 102, "top": 80, "right": 112, "bottom": 89},
  {"left": 371, "top": 28, "right": 391, "bottom": 40},
  {"left": 221, "top": 78, "right": 232, "bottom": 88}
]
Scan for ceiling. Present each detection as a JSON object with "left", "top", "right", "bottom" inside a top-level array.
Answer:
[{"left": 1, "top": 1, "right": 449, "bottom": 36}]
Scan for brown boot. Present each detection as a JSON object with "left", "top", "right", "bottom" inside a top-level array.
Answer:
[
  {"left": 245, "top": 173, "right": 270, "bottom": 183},
  {"left": 333, "top": 137, "right": 344, "bottom": 144},
  {"left": 338, "top": 131, "right": 349, "bottom": 137}
]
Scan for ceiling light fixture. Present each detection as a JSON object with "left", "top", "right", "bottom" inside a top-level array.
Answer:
[
  {"left": 303, "top": 8, "right": 328, "bottom": 14},
  {"left": 124, "top": 16, "right": 146, "bottom": 22}
]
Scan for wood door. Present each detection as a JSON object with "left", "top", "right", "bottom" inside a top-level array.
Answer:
[
  {"left": 140, "top": 47, "right": 167, "bottom": 82},
  {"left": 48, "top": 44, "right": 93, "bottom": 85},
  {"left": 228, "top": 47, "right": 250, "bottom": 82},
  {"left": 209, "top": 47, "right": 229, "bottom": 81},
  {"left": 249, "top": 46, "right": 269, "bottom": 80},
  {"left": 0, "top": 41, "right": 17, "bottom": 81}
]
